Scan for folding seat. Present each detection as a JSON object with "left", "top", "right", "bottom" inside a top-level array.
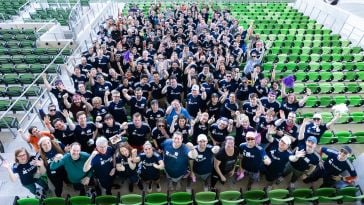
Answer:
[
  {"left": 332, "top": 72, "right": 344, "bottom": 81},
  {"left": 336, "top": 113, "right": 351, "bottom": 124},
  {"left": 319, "top": 83, "right": 333, "bottom": 93},
  {"left": 3, "top": 74, "right": 18, "bottom": 85},
  {"left": 307, "top": 72, "right": 320, "bottom": 82},
  {"left": 341, "top": 40, "right": 351, "bottom": 47},
  {"left": 24, "top": 86, "right": 42, "bottom": 97},
  {"left": 319, "top": 131, "right": 337, "bottom": 144},
  {"left": 69, "top": 196, "right": 93, "bottom": 205},
  {"left": 170, "top": 192, "right": 193, "bottom": 205},
  {"left": 338, "top": 186, "right": 364, "bottom": 203},
  {"left": 290, "top": 47, "right": 301, "bottom": 55},
  {"left": 277, "top": 54, "right": 287, "bottom": 63},
  {"left": 350, "top": 112, "right": 364, "bottom": 123},
  {"left": 19, "top": 48, "right": 33, "bottom": 55},
  {"left": 263, "top": 63, "right": 273, "bottom": 71},
  {"left": 6, "top": 40, "right": 20, "bottom": 48},
  {"left": 357, "top": 62, "right": 364, "bottom": 71},
  {"left": 310, "top": 54, "right": 321, "bottom": 62},
  {"left": 18, "top": 74, "right": 34, "bottom": 85},
  {"left": 268, "top": 189, "right": 294, "bottom": 204},
  {"left": 11, "top": 55, "right": 24, "bottom": 64},
  {"left": 301, "top": 47, "right": 311, "bottom": 55},
  {"left": 280, "top": 47, "right": 290, "bottom": 54},
  {"left": 331, "top": 47, "right": 342, "bottom": 54},
  {"left": 292, "top": 188, "right": 318, "bottom": 204},
  {"left": 321, "top": 40, "right": 331, "bottom": 47},
  {"left": 24, "top": 55, "right": 38, "bottom": 64},
  {"left": 352, "top": 131, "right": 364, "bottom": 143},
  {"left": 321, "top": 54, "right": 332, "bottom": 62},
  {"left": 309, "top": 62, "right": 320, "bottom": 72},
  {"left": 8, "top": 48, "right": 21, "bottom": 55},
  {"left": 321, "top": 112, "right": 333, "bottom": 123},
  {"left": 346, "top": 83, "right": 360, "bottom": 93},
  {"left": 293, "top": 83, "right": 306, "bottom": 94},
  {"left": 295, "top": 72, "right": 307, "bottom": 82},
  {"left": 351, "top": 47, "right": 363, "bottom": 54},
  {"left": 306, "top": 83, "right": 320, "bottom": 94},
  {"left": 304, "top": 96, "right": 318, "bottom": 107},
  {"left": 265, "top": 54, "right": 277, "bottom": 62},
  {"left": 0, "top": 64, "right": 14, "bottom": 74},
  {"left": 29, "top": 64, "right": 44, "bottom": 74},
  {"left": 54, "top": 56, "right": 65, "bottom": 64},
  {"left": 318, "top": 96, "right": 333, "bottom": 107},
  {"left": 34, "top": 48, "right": 47, "bottom": 55},
  {"left": 20, "top": 40, "right": 34, "bottom": 48},
  {"left": 312, "top": 40, "right": 321, "bottom": 47},
  {"left": 342, "top": 47, "right": 351, "bottom": 54},
  {"left": 6, "top": 85, "right": 23, "bottom": 98},
  {"left": 297, "top": 62, "right": 309, "bottom": 71},
  {"left": 287, "top": 54, "right": 299, "bottom": 62},
  {"left": 353, "top": 54, "right": 364, "bottom": 62},
  {"left": 292, "top": 41, "right": 303, "bottom": 47},
  {"left": 344, "top": 62, "right": 356, "bottom": 71},
  {"left": 321, "top": 47, "right": 331, "bottom": 55},
  {"left": 194, "top": 192, "right": 218, "bottom": 205},
  {"left": 320, "top": 72, "right": 333, "bottom": 82},
  {"left": 348, "top": 95, "right": 363, "bottom": 107},
  {"left": 311, "top": 47, "right": 321, "bottom": 54},
  {"left": 285, "top": 62, "right": 296, "bottom": 72},
  {"left": 0, "top": 55, "right": 11, "bottom": 64},
  {"left": 95, "top": 195, "right": 118, "bottom": 205},
  {"left": 243, "top": 190, "right": 269, "bottom": 205},
  {"left": 299, "top": 54, "right": 310, "bottom": 62},
  {"left": 336, "top": 131, "right": 354, "bottom": 144},
  {"left": 11, "top": 99, "right": 31, "bottom": 112},
  {"left": 47, "top": 64, "right": 59, "bottom": 74},
  {"left": 332, "top": 54, "right": 342, "bottom": 61},
  {"left": 320, "top": 62, "right": 332, "bottom": 72},
  {"left": 345, "top": 72, "right": 358, "bottom": 82},
  {"left": 46, "top": 48, "right": 59, "bottom": 55},
  {"left": 39, "top": 55, "right": 52, "bottom": 64},
  {"left": 332, "top": 62, "right": 344, "bottom": 71},
  {"left": 269, "top": 47, "right": 280, "bottom": 55},
  {"left": 333, "top": 95, "right": 347, "bottom": 105},
  {"left": 342, "top": 54, "right": 354, "bottom": 62}
]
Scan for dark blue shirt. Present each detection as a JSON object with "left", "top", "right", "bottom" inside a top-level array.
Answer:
[
  {"left": 239, "top": 143, "right": 267, "bottom": 172},
  {"left": 162, "top": 139, "right": 190, "bottom": 178},
  {"left": 291, "top": 140, "right": 320, "bottom": 171},
  {"left": 265, "top": 139, "right": 292, "bottom": 175},
  {"left": 166, "top": 84, "right": 184, "bottom": 103},
  {"left": 321, "top": 147, "right": 357, "bottom": 178},
  {"left": 12, "top": 155, "right": 40, "bottom": 185},
  {"left": 304, "top": 122, "right": 328, "bottom": 141},
  {"left": 186, "top": 93, "right": 205, "bottom": 117},
  {"left": 210, "top": 123, "right": 228, "bottom": 144},
  {"left": 261, "top": 98, "right": 281, "bottom": 113},
  {"left": 127, "top": 122, "right": 151, "bottom": 147},
  {"left": 138, "top": 152, "right": 162, "bottom": 179},
  {"left": 192, "top": 144, "right": 214, "bottom": 175},
  {"left": 91, "top": 147, "right": 114, "bottom": 180},
  {"left": 108, "top": 100, "right": 127, "bottom": 124},
  {"left": 129, "top": 96, "right": 147, "bottom": 116}
]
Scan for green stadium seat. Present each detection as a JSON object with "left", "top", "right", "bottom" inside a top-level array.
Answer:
[
  {"left": 353, "top": 54, "right": 364, "bottom": 62},
  {"left": 14, "top": 64, "right": 29, "bottom": 73},
  {"left": 29, "top": 64, "right": 45, "bottom": 73},
  {"left": 243, "top": 190, "right": 269, "bottom": 205},
  {"left": 69, "top": 196, "right": 93, "bottom": 205},
  {"left": 304, "top": 96, "right": 318, "bottom": 108},
  {"left": 336, "top": 131, "right": 354, "bottom": 144},
  {"left": 313, "top": 188, "right": 343, "bottom": 204},
  {"left": 308, "top": 62, "right": 320, "bottom": 72},
  {"left": 292, "top": 188, "right": 318, "bottom": 204},
  {"left": 320, "top": 62, "right": 332, "bottom": 72},
  {"left": 18, "top": 74, "right": 34, "bottom": 84},
  {"left": 306, "top": 83, "right": 320, "bottom": 94},
  {"left": 346, "top": 83, "right": 360, "bottom": 93},
  {"left": 332, "top": 83, "right": 347, "bottom": 94},
  {"left": 195, "top": 192, "right": 218, "bottom": 205},
  {"left": 219, "top": 190, "right": 244, "bottom": 205},
  {"left": 170, "top": 192, "right": 193, "bottom": 205},
  {"left": 336, "top": 113, "right": 350, "bottom": 124},
  {"left": 318, "top": 96, "right": 332, "bottom": 107},
  {"left": 345, "top": 72, "right": 358, "bottom": 81},
  {"left": 268, "top": 189, "right": 294, "bottom": 204},
  {"left": 0, "top": 116, "right": 19, "bottom": 129},
  {"left": 95, "top": 195, "right": 118, "bottom": 205},
  {"left": 145, "top": 193, "right": 168, "bottom": 205},
  {"left": 294, "top": 72, "right": 307, "bottom": 82},
  {"left": 6, "top": 85, "right": 23, "bottom": 97},
  {"left": 320, "top": 72, "right": 333, "bottom": 82},
  {"left": 352, "top": 132, "right": 364, "bottom": 143},
  {"left": 348, "top": 95, "right": 363, "bottom": 107},
  {"left": 333, "top": 95, "right": 347, "bottom": 105},
  {"left": 293, "top": 83, "right": 305, "bottom": 94},
  {"left": 307, "top": 72, "right": 320, "bottom": 82},
  {"left": 337, "top": 186, "right": 364, "bottom": 203},
  {"left": 43, "top": 197, "right": 67, "bottom": 205},
  {"left": 11, "top": 99, "right": 31, "bottom": 112},
  {"left": 350, "top": 112, "right": 364, "bottom": 123},
  {"left": 16, "top": 197, "right": 40, "bottom": 205},
  {"left": 24, "top": 86, "right": 42, "bottom": 97},
  {"left": 321, "top": 112, "right": 333, "bottom": 123},
  {"left": 344, "top": 62, "right": 356, "bottom": 71},
  {"left": 332, "top": 72, "right": 345, "bottom": 81},
  {"left": 3, "top": 74, "right": 18, "bottom": 84}
]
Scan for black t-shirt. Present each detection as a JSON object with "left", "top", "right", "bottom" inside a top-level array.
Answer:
[
  {"left": 214, "top": 147, "right": 239, "bottom": 174},
  {"left": 150, "top": 79, "right": 166, "bottom": 99},
  {"left": 127, "top": 122, "right": 151, "bottom": 146},
  {"left": 145, "top": 108, "right": 165, "bottom": 129},
  {"left": 51, "top": 88, "right": 73, "bottom": 110},
  {"left": 12, "top": 155, "right": 40, "bottom": 185},
  {"left": 53, "top": 124, "right": 75, "bottom": 145},
  {"left": 108, "top": 100, "right": 128, "bottom": 124},
  {"left": 74, "top": 122, "right": 96, "bottom": 151},
  {"left": 102, "top": 122, "right": 122, "bottom": 139}
]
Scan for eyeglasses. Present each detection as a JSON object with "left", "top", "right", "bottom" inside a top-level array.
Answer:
[
  {"left": 49, "top": 109, "right": 56, "bottom": 112},
  {"left": 17, "top": 153, "right": 27, "bottom": 158},
  {"left": 158, "top": 125, "right": 165, "bottom": 127},
  {"left": 246, "top": 138, "right": 255, "bottom": 141},
  {"left": 112, "top": 95, "right": 120, "bottom": 97},
  {"left": 252, "top": 55, "right": 257, "bottom": 57},
  {"left": 226, "top": 76, "right": 232, "bottom": 78},
  {"left": 313, "top": 118, "right": 321, "bottom": 121}
]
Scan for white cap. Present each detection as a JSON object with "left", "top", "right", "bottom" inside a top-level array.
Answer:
[
  {"left": 281, "top": 135, "right": 291, "bottom": 145},
  {"left": 313, "top": 113, "right": 322, "bottom": 120},
  {"left": 197, "top": 134, "right": 208, "bottom": 142},
  {"left": 192, "top": 85, "right": 199, "bottom": 91}
]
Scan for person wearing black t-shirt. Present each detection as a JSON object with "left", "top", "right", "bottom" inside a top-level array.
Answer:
[
  {"left": 145, "top": 100, "right": 165, "bottom": 129},
  {"left": 186, "top": 85, "right": 207, "bottom": 118},
  {"left": 90, "top": 74, "right": 113, "bottom": 101},
  {"left": 46, "top": 111, "right": 76, "bottom": 146},
  {"left": 151, "top": 118, "right": 170, "bottom": 151},
  {"left": 242, "top": 93, "right": 260, "bottom": 124},
  {"left": 211, "top": 136, "right": 239, "bottom": 190},
  {"left": 303, "top": 113, "right": 340, "bottom": 142},
  {"left": 235, "top": 114, "right": 256, "bottom": 146},
  {"left": 83, "top": 137, "right": 115, "bottom": 195},
  {"left": 150, "top": 72, "right": 167, "bottom": 107},
  {"left": 95, "top": 114, "right": 123, "bottom": 140},
  {"left": 122, "top": 87, "right": 148, "bottom": 117},
  {"left": 42, "top": 74, "right": 74, "bottom": 111},
  {"left": 253, "top": 110, "right": 275, "bottom": 148},
  {"left": 74, "top": 111, "right": 98, "bottom": 153},
  {"left": 274, "top": 112, "right": 299, "bottom": 148},
  {"left": 3, "top": 148, "right": 48, "bottom": 197},
  {"left": 260, "top": 91, "right": 281, "bottom": 114},
  {"left": 121, "top": 113, "right": 151, "bottom": 151},
  {"left": 206, "top": 93, "right": 222, "bottom": 120},
  {"left": 162, "top": 76, "right": 184, "bottom": 104},
  {"left": 133, "top": 74, "right": 152, "bottom": 100},
  {"left": 104, "top": 90, "right": 128, "bottom": 124},
  {"left": 280, "top": 83, "right": 311, "bottom": 119},
  {"left": 90, "top": 97, "right": 109, "bottom": 121},
  {"left": 190, "top": 112, "right": 213, "bottom": 145},
  {"left": 134, "top": 142, "right": 164, "bottom": 192}
]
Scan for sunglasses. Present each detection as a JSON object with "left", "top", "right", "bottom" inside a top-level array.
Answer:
[
  {"left": 158, "top": 125, "right": 165, "bottom": 127},
  {"left": 246, "top": 137, "right": 255, "bottom": 141},
  {"left": 313, "top": 118, "right": 321, "bottom": 121},
  {"left": 49, "top": 109, "right": 56, "bottom": 112}
]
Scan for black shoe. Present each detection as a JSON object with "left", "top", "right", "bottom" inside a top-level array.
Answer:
[
  {"left": 137, "top": 181, "right": 144, "bottom": 190},
  {"left": 129, "top": 183, "right": 134, "bottom": 192}
]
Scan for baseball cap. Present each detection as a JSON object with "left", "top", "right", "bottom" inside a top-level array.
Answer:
[
  {"left": 313, "top": 113, "right": 322, "bottom": 120},
  {"left": 341, "top": 145, "right": 352, "bottom": 154},
  {"left": 306, "top": 136, "right": 318, "bottom": 144},
  {"left": 211, "top": 93, "right": 219, "bottom": 98},
  {"left": 281, "top": 135, "right": 292, "bottom": 145},
  {"left": 55, "top": 79, "right": 63, "bottom": 85},
  {"left": 197, "top": 134, "right": 208, "bottom": 142},
  {"left": 192, "top": 85, "right": 199, "bottom": 91}
]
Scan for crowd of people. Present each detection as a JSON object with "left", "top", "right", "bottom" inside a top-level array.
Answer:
[{"left": 1, "top": 2, "right": 358, "bottom": 198}]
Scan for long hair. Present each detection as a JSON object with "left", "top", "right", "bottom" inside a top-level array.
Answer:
[
  {"left": 39, "top": 140, "right": 64, "bottom": 167},
  {"left": 115, "top": 141, "right": 132, "bottom": 158},
  {"left": 14, "top": 147, "right": 30, "bottom": 163}
]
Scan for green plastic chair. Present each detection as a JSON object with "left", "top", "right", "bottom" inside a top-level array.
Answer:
[
  {"left": 16, "top": 197, "right": 40, "bottom": 205},
  {"left": 291, "top": 188, "right": 318, "bottom": 204},
  {"left": 69, "top": 196, "right": 93, "bottom": 205},
  {"left": 306, "top": 83, "right": 320, "bottom": 94},
  {"left": 313, "top": 188, "right": 343, "bottom": 203},
  {"left": 304, "top": 96, "right": 318, "bottom": 108},
  {"left": 170, "top": 192, "right": 193, "bottom": 205},
  {"left": 294, "top": 72, "right": 307, "bottom": 82},
  {"left": 336, "top": 131, "right": 353, "bottom": 144},
  {"left": 332, "top": 83, "right": 347, "bottom": 94},
  {"left": 243, "top": 190, "right": 269, "bottom": 205},
  {"left": 268, "top": 189, "right": 294, "bottom": 205},
  {"left": 318, "top": 96, "right": 332, "bottom": 107},
  {"left": 353, "top": 131, "right": 364, "bottom": 143},
  {"left": 43, "top": 197, "right": 67, "bottom": 205},
  {"left": 319, "top": 131, "right": 338, "bottom": 144},
  {"left": 320, "top": 72, "right": 333, "bottom": 82},
  {"left": 350, "top": 112, "right": 364, "bottom": 123},
  {"left": 120, "top": 194, "right": 143, "bottom": 205},
  {"left": 336, "top": 113, "right": 351, "bottom": 124},
  {"left": 195, "top": 191, "right": 219, "bottom": 205},
  {"left": 338, "top": 186, "right": 364, "bottom": 203},
  {"left": 319, "top": 83, "right": 333, "bottom": 94},
  {"left": 348, "top": 96, "right": 363, "bottom": 107},
  {"left": 346, "top": 83, "right": 360, "bottom": 93},
  {"left": 332, "top": 72, "right": 345, "bottom": 81},
  {"left": 307, "top": 72, "right": 320, "bottom": 82},
  {"left": 145, "top": 193, "right": 168, "bottom": 205},
  {"left": 95, "top": 195, "right": 118, "bottom": 205},
  {"left": 293, "top": 83, "right": 306, "bottom": 94},
  {"left": 3, "top": 74, "right": 18, "bottom": 84},
  {"left": 320, "top": 62, "right": 332, "bottom": 71},
  {"left": 321, "top": 112, "right": 333, "bottom": 123},
  {"left": 219, "top": 190, "right": 244, "bottom": 205},
  {"left": 332, "top": 62, "right": 344, "bottom": 71}
]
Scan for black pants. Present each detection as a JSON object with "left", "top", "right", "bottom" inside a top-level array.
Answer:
[
  {"left": 73, "top": 183, "right": 86, "bottom": 196},
  {"left": 48, "top": 168, "right": 67, "bottom": 197}
]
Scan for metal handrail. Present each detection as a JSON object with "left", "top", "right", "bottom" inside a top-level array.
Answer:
[
  {"left": 17, "top": 0, "right": 31, "bottom": 13},
  {"left": 0, "top": 41, "right": 72, "bottom": 122}
]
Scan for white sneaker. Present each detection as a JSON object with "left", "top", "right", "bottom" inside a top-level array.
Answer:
[
  {"left": 156, "top": 183, "right": 161, "bottom": 192},
  {"left": 147, "top": 183, "right": 152, "bottom": 193}
]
